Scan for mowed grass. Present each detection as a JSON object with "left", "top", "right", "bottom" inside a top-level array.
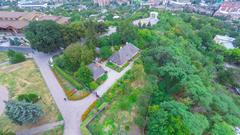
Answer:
[
  {"left": 0, "top": 52, "right": 8, "bottom": 63},
  {"left": 0, "top": 60, "right": 60, "bottom": 133}
]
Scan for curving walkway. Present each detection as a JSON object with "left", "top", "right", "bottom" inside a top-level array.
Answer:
[{"left": 32, "top": 52, "right": 134, "bottom": 135}]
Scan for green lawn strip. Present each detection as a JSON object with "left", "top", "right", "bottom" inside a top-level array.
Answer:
[
  {"left": 106, "top": 62, "right": 128, "bottom": 72},
  {"left": 52, "top": 65, "right": 90, "bottom": 100},
  {"left": 52, "top": 65, "right": 83, "bottom": 90}
]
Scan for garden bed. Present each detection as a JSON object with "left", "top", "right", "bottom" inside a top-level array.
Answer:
[
  {"left": 82, "top": 62, "right": 145, "bottom": 135},
  {"left": 106, "top": 62, "right": 129, "bottom": 72},
  {"left": 0, "top": 60, "right": 60, "bottom": 133}
]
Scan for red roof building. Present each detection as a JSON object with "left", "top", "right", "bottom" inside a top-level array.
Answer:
[{"left": 214, "top": 1, "right": 240, "bottom": 20}]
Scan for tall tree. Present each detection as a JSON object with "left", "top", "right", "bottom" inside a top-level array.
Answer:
[
  {"left": 74, "top": 64, "right": 93, "bottom": 86},
  {"left": 25, "top": 21, "right": 64, "bottom": 53}
]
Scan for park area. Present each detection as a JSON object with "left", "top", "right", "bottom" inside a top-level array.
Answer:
[
  {"left": 82, "top": 61, "right": 145, "bottom": 135},
  {"left": 0, "top": 53, "right": 60, "bottom": 133}
]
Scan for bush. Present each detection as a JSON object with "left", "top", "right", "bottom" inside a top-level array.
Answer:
[
  {"left": 89, "top": 82, "right": 99, "bottom": 90},
  {"left": 8, "top": 50, "right": 26, "bottom": 64},
  {"left": 81, "top": 100, "right": 97, "bottom": 121},
  {"left": 9, "top": 38, "right": 21, "bottom": 46},
  {"left": 17, "top": 93, "right": 39, "bottom": 103},
  {"left": 96, "top": 74, "right": 108, "bottom": 85}
]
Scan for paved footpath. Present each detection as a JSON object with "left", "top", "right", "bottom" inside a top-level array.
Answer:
[
  {"left": 31, "top": 52, "right": 133, "bottom": 135},
  {"left": 16, "top": 121, "right": 64, "bottom": 135}
]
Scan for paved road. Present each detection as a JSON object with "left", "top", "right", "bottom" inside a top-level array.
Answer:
[
  {"left": 32, "top": 52, "right": 134, "bottom": 135},
  {"left": 16, "top": 121, "right": 64, "bottom": 135},
  {"left": 0, "top": 46, "right": 32, "bottom": 53}
]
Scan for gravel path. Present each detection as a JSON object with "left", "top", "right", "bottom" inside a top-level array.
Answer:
[{"left": 0, "top": 86, "right": 9, "bottom": 115}]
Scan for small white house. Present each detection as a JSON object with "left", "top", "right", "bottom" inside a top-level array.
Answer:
[
  {"left": 133, "top": 12, "right": 159, "bottom": 27},
  {"left": 214, "top": 35, "right": 235, "bottom": 49}
]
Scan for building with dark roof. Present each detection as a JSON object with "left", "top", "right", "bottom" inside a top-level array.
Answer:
[
  {"left": 108, "top": 42, "right": 140, "bottom": 67},
  {"left": 88, "top": 63, "right": 107, "bottom": 80}
]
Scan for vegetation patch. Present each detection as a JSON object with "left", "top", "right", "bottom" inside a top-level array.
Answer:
[
  {"left": 106, "top": 62, "right": 128, "bottom": 72},
  {"left": 52, "top": 65, "right": 90, "bottom": 100},
  {"left": 86, "top": 61, "right": 145, "bottom": 135},
  {"left": 0, "top": 60, "right": 60, "bottom": 133}
]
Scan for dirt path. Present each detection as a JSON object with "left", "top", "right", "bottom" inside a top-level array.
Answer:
[{"left": 0, "top": 86, "right": 9, "bottom": 115}]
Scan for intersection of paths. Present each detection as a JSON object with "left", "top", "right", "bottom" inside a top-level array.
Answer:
[{"left": 33, "top": 52, "right": 133, "bottom": 135}]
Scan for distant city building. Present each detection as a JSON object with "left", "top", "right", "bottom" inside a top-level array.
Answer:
[
  {"left": 133, "top": 12, "right": 159, "bottom": 27},
  {"left": 169, "top": 0, "right": 191, "bottom": 6},
  {"left": 18, "top": 1, "right": 48, "bottom": 9},
  {"left": 214, "top": 35, "right": 235, "bottom": 49},
  {"left": 214, "top": 1, "right": 240, "bottom": 20},
  {"left": 94, "top": 0, "right": 111, "bottom": 6},
  {"left": 0, "top": 11, "right": 69, "bottom": 33},
  {"left": 93, "top": 0, "right": 131, "bottom": 6}
]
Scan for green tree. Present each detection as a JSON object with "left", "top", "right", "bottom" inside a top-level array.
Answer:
[
  {"left": 7, "top": 50, "right": 26, "bottom": 64},
  {"left": 25, "top": 21, "right": 64, "bottom": 53},
  {"left": 118, "top": 20, "right": 138, "bottom": 43},
  {"left": 74, "top": 64, "right": 93, "bottom": 86},
  {"left": 5, "top": 100, "right": 43, "bottom": 125},
  {"left": 233, "top": 36, "right": 240, "bottom": 48},
  {"left": 211, "top": 122, "right": 235, "bottom": 135},
  {"left": 100, "top": 46, "right": 112, "bottom": 59},
  {"left": 64, "top": 43, "right": 94, "bottom": 71}
]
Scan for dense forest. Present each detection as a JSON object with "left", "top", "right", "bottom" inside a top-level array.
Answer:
[{"left": 131, "top": 12, "right": 240, "bottom": 135}]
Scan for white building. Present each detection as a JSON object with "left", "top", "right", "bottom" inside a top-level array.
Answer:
[
  {"left": 214, "top": 35, "right": 235, "bottom": 49},
  {"left": 133, "top": 12, "right": 159, "bottom": 27},
  {"left": 18, "top": 2, "right": 48, "bottom": 9}
]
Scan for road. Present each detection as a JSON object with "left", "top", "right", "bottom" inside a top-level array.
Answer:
[
  {"left": 32, "top": 52, "right": 133, "bottom": 135},
  {"left": 0, "top": 46, "right": 32, "bottom": 53}
]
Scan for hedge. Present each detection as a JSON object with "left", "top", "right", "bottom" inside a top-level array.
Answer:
[
  {"left": 52, "top": 66, "right": 90, "bottom": 100},
  {"left": 53, "top": 65, "right": 83, "bottom": 90}
]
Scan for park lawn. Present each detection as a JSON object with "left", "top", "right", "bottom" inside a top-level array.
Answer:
[
  {"left": 0, "top": 60, "right": 60, "bottom": 133},
  {"left": 86, "top": 62, "right": 145, "bottom": 135},
  {"left": 0, "top": 52, "right": 8, "bottom": 63}
]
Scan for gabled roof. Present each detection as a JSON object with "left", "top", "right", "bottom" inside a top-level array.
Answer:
[
  {"left": 88, "top": 63, "right": 106, "bottom": 80},
  {"left": 109, "top": 43, "right": 139, "bottom": 66}
]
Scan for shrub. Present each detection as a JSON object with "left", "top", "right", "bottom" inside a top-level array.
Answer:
[
  {"left": 74, "top": 64, "right": 93, "bottom": 87},
  {"left": 81, "top": 100, "right": 97, "bottom": 121},
  {"left": 17, "top": 93, "right": 39, "bottom": 103},
  {"left": 9, "top": 38, "right": 21, "bottom": 46},
  {"left": 89, "top": 82, "right": 99, "bottom": 90},
  {"left": 8, "top": 50, "right": 26, "bottom": 64},
  {"left": 96, "top": 74, "right": 108, "bottom": 85}
]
